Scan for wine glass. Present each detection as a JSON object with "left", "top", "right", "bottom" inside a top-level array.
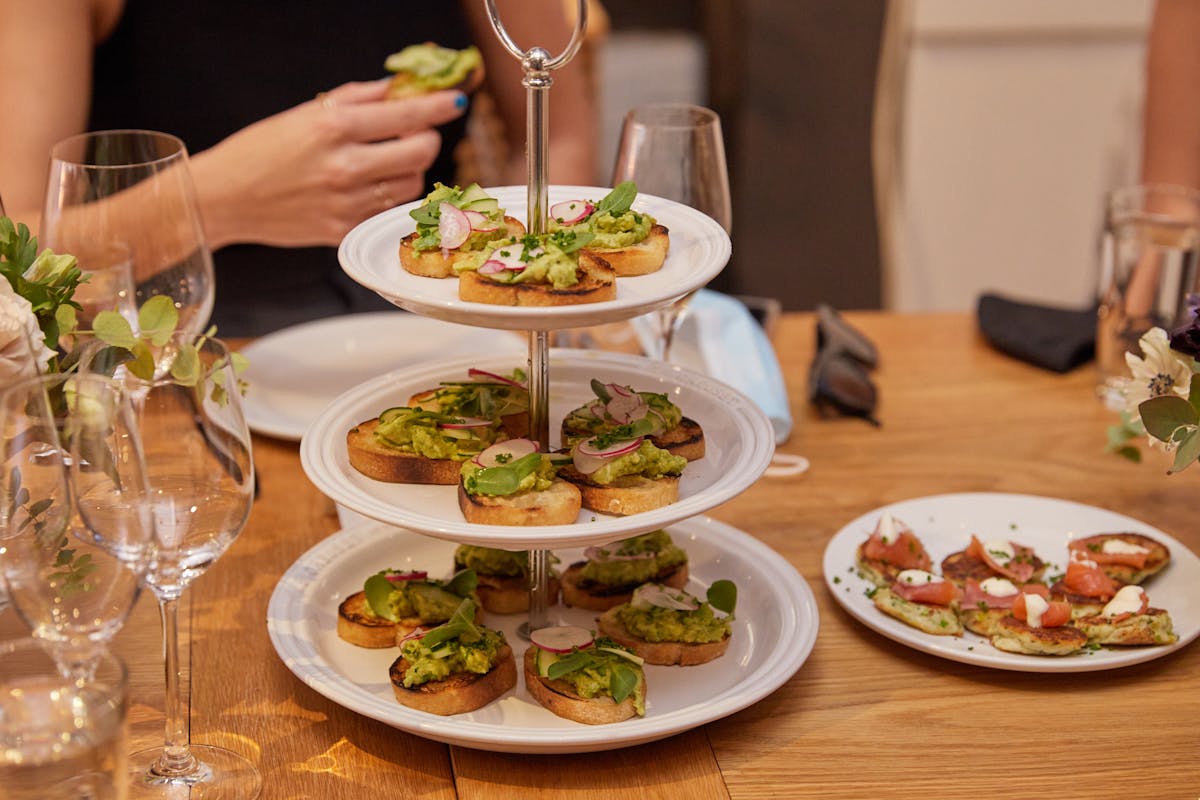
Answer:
[
  {"left": 40, "top": 130, "right": 215, "bottom": 341},
  {"left": 0, "top": 373, "right": 146, "bottom": 680},
  {"left": 611, "top": 103, "right": 732, "bottom": 360},
  {"left": 85, "top": 332, "right": 259, "bottom": 799}
]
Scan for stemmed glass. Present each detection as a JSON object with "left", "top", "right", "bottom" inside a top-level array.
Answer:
[
  {"left": 78, "top": 332, "right": 259, "bottom": 799},
  {"left": 612, "top": 103, "right": 732, "bottom": 360},
  {"left": 40, "top": 130, "right": 215, "bottom": 342},
  {"left": 0, "top": 373, "right": 147, "bottom": 680}
]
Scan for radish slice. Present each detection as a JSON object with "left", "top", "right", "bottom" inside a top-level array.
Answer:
[
  {"left": 573, "top": 436, "right": 642, "bottom": 475},
  {"left": 588, "top": 401, "right": 607, "bottom": 418},
  {"left": 475, "top": 438, "right": 538, "bottom": 467},
  {"left": 550, "top": 200, "right": 594, "bottom": 225},
  {"left": 530, "top": 625, "right": 594, "bottom": 653},
  {"left": 584, "top": 545, "right": 655, "bottom": 562},
  {"left": 632, "top": 583, "right": 699, "bottom": 611},
  {"left": 438, "top": 202, "right": 471, "bottom": 250},
  {"left": 577, "top": 437, "right": 641, "bottom": 459},
  {"left": 463, "top": 209, "right": 498, "bottom": 232},
  {"left": 479, "top": 259, "right": 507, "bottom": 275},
  {"left": 397, "top": 627, "right": 429, "bottom": 646},
  {"left": 467, "top": 368, "right": 526, "bottom": 388},
  {"left": 605, "top": 393, "right": 646, "bottom": 424},
  {"left": 440, "top": 416, "right": 492, "bottom": 429},
  {"left": 385, "top": 570, "right": 428, "bottom": 582},
  {"left": 607, "top": 383, "right": 635, "bottom": 398}
]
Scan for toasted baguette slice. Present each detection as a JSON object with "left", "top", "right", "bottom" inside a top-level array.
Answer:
[
  {"left": 1073, "top": 608, "right": 1177, "bottom": 646},
  {"left": 872, "top": 587, "right": 962, "bottom": 636},
  {"left": 596, "top": 606, "right": 729, "bottom": 666},
  {"left": 399, "top": 216, "right": 526, "bottom": 278},
  {"left": 469, "top": 572, "right": 562, "bottom": 614},
  {"left": 561, "top": 416, "right": 705, "bottom": 463},
  {"left": 336, "top": 591, "right": 399, "bottom": 648},
  {"left": 409, "top": 388, "right": 529, "bottom": 438},
  {"left": 989, "top": 615, "right": 1088, "bottom": 656},
  {"left": 557, "top": 466, "right": 679, "bottom": 516},
  {"left": 522, "top": 647, "right": 641, "bottom": 724},
  {"left": 457, "top": 480, "right": 582, "bottom": 526},
  {"left": 1068, "top": 533, "right": 1171, "bottom": 585},
  {"left": 346, "top": 418, "right": 461, "bottom": 484},
  {"left": 457, "top": 251, "right": 616, "bottom": 306},
  {"left": 585, "top": 224, "right": 670, "bottom": 276},
  {"left": 388, "top": 643, "right": 516, "bottom": 716},
  {"left": 561, "top": 561, "right": 689, "bottom": 612}
]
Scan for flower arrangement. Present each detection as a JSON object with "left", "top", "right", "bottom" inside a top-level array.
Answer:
[{"left": 1107, "top": 293, "right": 1200, "bottom": 473}]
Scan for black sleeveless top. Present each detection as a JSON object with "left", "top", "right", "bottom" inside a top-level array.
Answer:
[{"left": 91, "top": 1, "right": 473, "bottom": 336}]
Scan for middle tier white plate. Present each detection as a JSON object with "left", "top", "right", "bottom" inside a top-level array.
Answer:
[
  {"left": 337, "top": 185, "right": 731, "bottom": 330},
  {"left": 299, "top": 350, "right": 777, "bottom": 548}
]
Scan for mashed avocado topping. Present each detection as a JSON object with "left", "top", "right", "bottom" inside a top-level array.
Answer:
[
  {"left": 363, "top": 569, "right": 478, "bottom": 623},
  {"left": 398, "top": 599, "right": 507, "bottom": 687},
  {"left": 538, "top": 637, "right": 645, "bottom": 714},
  {"left": 456, "top": 230, "right": 594, "bottom": 289},
  {"left": 409, "top": 182, "right": 508, "bottom": 253},
  {"left": 563, "top": 379, "right": 682, "bottom": 441},
  {"left": 373, "top": 407, "right": 503, "bottom": 461},
  {"left": 585, "top": 439, "right": 686, "bottom": 485},
  {"left": 616, "top": 602, "right": 730, "bottom": 644},
  {"left": 454, "top": 545, "right": 528, "bottom": 578},
  {"left": 581, "top": 530, "right": 687, "bottom": 586},
  {"left": 386, "top": 43, "right": 482, "bottom": 91},
  {"left": 548, "top": 181, "right": 655, "bottom": 248},
  {"left": 460, "top": 452, "right": 559, "bottom": 497}
]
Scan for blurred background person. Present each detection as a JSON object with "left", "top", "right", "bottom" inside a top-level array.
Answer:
[{"left": 1141, "top": 0, "right": 1200, "bottom": 190}]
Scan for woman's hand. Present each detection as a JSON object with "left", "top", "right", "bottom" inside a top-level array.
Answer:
[{"left": 191, "top": 78, "right": 468, "bottom": 249}]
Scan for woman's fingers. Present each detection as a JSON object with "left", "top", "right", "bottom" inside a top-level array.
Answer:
[{"left": 328, "top": 88, "right": 468, "bottom": 143}]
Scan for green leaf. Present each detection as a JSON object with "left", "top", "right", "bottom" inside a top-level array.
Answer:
[
  {"left": 363, "top": 573, "right": 400, "bottom": 621},
  {"left": 1114, "top": 445, "right": 1142, "bottom": 463},
  {"left": 138, "top": 295, "right": 178, "bottom": 345},
  {"left": 419, "top": 598, "right": 479, "bottom": 648},
  {"left": 55, "top": 303, "right": 78, "bottom": 336},
  {"left": 1190, "top": 374, "right": 1200, "bottom": 413},
  {"left": 545, "top": 651, "right": 594, "bottom": 680},
  {"left": 1138, "top": 395, "right": 1199, "bottom": 442},
  {"left": 126, "top": 341, "right": 157, "bottom": 380},
  {"left": 93, "top": 310, "right": 137, "bottom": 348},
  {"left": 609, "top": 662, "right": 638, "bottom": 704},
  {"left": 445, "top": 568, "right": 478, "bottom": 598},
  {"left": 597, "top": 181, "right": 637, "bottom": 216},
  {"left": 170, "top": 343, "right": 200, "bottom": 385},
  {"left": 1169, "top": 427, "right": 1200, "bottom": 473},
  {"left": 706, "top": 579, "right": 737, "bottom": 614}
]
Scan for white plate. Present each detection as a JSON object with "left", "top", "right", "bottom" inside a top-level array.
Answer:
[
  {"left": 823, "top": 492, "right": 1200, "bottom": 672},
  {"left": 299, "top": 350, "right": 777, "bottom": 548},
  {"left": 337, "top": 185, "right": 730, "bottom": 330},
  {"left": 240, "top": 313, "right": 525, "bottom": 440},
  {"left": 266, "top": 516, "right": 818, "bottom": 753}
]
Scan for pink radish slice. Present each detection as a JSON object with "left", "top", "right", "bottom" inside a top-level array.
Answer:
[
  {"left": 577, "top": 436, "right": 641, "bottom": 459},
  {"left": 397, "top": 627, "right": 429, "bottom": 645},
  {"left": 607, "top": 383, "right": 635, "bottom": 398},
  {"left": 440, "top": 417, "right": 492, "bottom": 429},
  {"left": 467, "top": 368, "right": 526, "bottom": 388},
  {"left": 633, "top": 583, "right": 699, "bottom": 611},
  {"left": 437, "top": 202, "right": 471, "bottom": 250},
  {"left": 605, "top": 393, "right": 646, "bottom": 424},
  {"left": 530, "top": 625, "right": 594, "bottom": 653},
  {"left": 584, "top": 545, "right": 655, "bottom": 562},
  {"left": 475, "top": 438, "right": 538, "bottom": 467},
  {"left": 463, "top": 209, "right": 497, "bottom": 232},
  {"left": 550, "top": 200, "right": 594, "bottom": 225},
  {"left": 572, "top": 436, "right": 641, "bottom": 475},
  {"left": 479, "top": 259, "right": 507, "bottom": 275},
  {"left": 386, "top": 570, "right": 429, "bottom": 582},
  {"left": 588, "top": 401, "right": 607, "bottom": 418}
]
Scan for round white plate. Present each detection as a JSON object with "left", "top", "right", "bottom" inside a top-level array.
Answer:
[
  {"left": 266, "top": 516, "right": 818, "bottom": 753},
  {"left": 823, "top": 492, "right": 1200, "bottom": 672},
  {"left": 337, "top": 185, "right": 731, "bottom": 330},
  {"left": 299, "top": 350, "right": 777, "bottom": 548},
  {"left": 241, "top": 313, "right": 525, "bottom": 440}
]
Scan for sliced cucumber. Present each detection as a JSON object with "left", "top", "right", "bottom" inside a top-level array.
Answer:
[
  {"left": 458, "top": 183, "right": 490, "bottom": 204},
  {"left": 463, "top": 197, "right": 500, "bottom": 214},
  {"left": 535, "top": 647, "right": 561, "bottom": 678}
]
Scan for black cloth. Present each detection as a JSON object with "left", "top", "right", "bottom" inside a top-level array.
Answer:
[
  {"left": 977, "top": 293, "right": 1097, "bottom": 373},
  {"left": 90, "top": 1, "right": 473, "bottom": 336}
]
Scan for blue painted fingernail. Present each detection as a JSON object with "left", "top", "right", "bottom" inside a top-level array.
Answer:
[{"left": 454, "top": 93, "right": 469, "bottom": 110}]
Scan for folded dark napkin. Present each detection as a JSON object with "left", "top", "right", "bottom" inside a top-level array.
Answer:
[{"left": 977, "top": 293, "right": 1096, "bottom": 373}]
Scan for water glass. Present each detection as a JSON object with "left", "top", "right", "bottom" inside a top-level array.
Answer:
[
  {"left": 1096, "top": 183, "right": 1200, "bottom": 407},
  {"left": 0, "top": 638, "right": 129, "bottom": 800}
]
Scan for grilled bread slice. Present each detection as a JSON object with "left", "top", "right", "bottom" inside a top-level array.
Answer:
[
  {"left": 456, "top": 479, "right": 582, "bottom": 526},
  {"left": 522, "top": 647, "right": 641, "bottom": 724},
  {"left": 457, "top": 251, "right": 616, "bottom": 306},
  {"left": 399, "top": 216, "right": 526, "bottom": 278},
  {"left": 596, "top": 606, "right": 730, "bottom": 666},
  {"left": 557, "top": 465, "right": 679, "bottom": 517},
  {"left": 585, "top": 224, "right": 670, "bottom": 276},
  {"left": 560, "top": 561, "right": 689, "bottom": 612},
  {"left": 335, "top": 591, "right": 484, "bottom": 648},
  {"left": 388, "top": 643, "right": 516, "bottom": 715},
  {"left": 346, "top": 418, "right": 461, "bottom": 484}
]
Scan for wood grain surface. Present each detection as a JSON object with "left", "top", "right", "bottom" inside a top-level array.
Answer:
[{"left": 4, "top": 311, "right": 1196, "bottom": 799}]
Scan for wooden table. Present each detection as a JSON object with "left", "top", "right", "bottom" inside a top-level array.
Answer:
[{"left": 8, "top": 311, "right": 1197, "bottom": 799}]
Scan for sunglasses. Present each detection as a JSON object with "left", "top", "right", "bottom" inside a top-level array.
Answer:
[{"left": 808, "top": 304, "right": 880, "bottom": 425}]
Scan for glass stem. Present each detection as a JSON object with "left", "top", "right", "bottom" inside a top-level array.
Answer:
[{"left": 154, "top": 595, "right": 198, "bottom": 776}]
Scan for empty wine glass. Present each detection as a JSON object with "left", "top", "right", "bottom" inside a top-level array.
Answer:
[
  {"left": 84, "top": 332, "right": 259, "bottom": 799},
  {"left": 0, "top": 373, "right": 146, "bottom": 680},
  {"left": 41, "top": 130, "right": 214, "bottom": 342},
  {"left": 611, "top": 103, "right": 732, "bottom": 360}
]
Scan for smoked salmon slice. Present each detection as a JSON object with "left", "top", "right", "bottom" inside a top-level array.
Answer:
[
  {"left": 1068, "top": 539, "right": 1148, "bottom": 569},
  {"left": 862, "top": 529, "right": 932, "bottom": 572},
  {"left": 962, "top": 579, "right": 1048, "bottom": 610},
  {"left": 1063, "top": 552, "right": 1119, "bottom": 599},
  {"left": 892, "top": 576, "right": 961, "bottom": 606},
  {"left": 1012, "top": 593, "right": 1072, "bottom": 628},
  {"left": 965, "top": 535, "right": 1037, "bottom": 583}
]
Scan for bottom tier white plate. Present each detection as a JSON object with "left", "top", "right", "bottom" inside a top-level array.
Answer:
[{"left": 266, "top": 516, "right": 818, "bottom": 753}]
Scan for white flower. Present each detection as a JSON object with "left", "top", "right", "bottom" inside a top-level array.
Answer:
[
  {"left": 1122, "top": 327, "right": 1196, "bottom": 414},
  {"left": 0, "top": 278, "right": 55, "bottom": 383}
]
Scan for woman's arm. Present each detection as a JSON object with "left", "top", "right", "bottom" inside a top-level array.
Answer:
[{"left": 1142, "top": 0, "right": 1200, "bottom": 188}]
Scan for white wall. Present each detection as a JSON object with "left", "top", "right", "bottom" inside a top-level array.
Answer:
[{"left": 888, "top": 0, "right": 1152, "bottom": 311}]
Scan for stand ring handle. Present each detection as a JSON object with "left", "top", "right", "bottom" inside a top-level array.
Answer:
[{"left": 484, "top": 0, "right": 588, "bottom": 72}]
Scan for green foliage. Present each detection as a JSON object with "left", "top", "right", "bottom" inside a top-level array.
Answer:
[
  {"left": 0, "top": 216, "right": 84, "bottom": 357},
  {"left": 1135, "top": 374, "right": 1200, "bottom": 473}
]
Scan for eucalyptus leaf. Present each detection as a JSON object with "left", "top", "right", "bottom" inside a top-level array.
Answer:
[
  {"left": 1169, "top": 427, "right": 1200, "bottom": 473},
  {"left": 1190, "top": 374, "right": 1200, "bottom": 413},
  {"left": 93, "top": 310, "right": 137, "bottom": 349},
  {"left": 1114, "top": 445, "right": 1142, "bottom": 463},
  {"left": 138, "top": 295, "right": 179, "bottom": 345},
  {"left": 1139, "top": 395, "right": 1198, "bottom": 442},
  {"left": 706, "top": 579, "right": 737, "bottom": 615},
  {"left": 55, "top": 303, "right": 77, "bottom": 335},
  {"left": 127, "top": 341, "right": 157, "bottom": 380},
  {"left": 170, "top": 344, "right": 200, "bottom": 385}
]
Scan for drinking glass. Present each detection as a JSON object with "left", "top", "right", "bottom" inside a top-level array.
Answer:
[
  {"left": 0, "top": 637, "right": 129, "bottom": 800},
  {"left": 1096, "top": 183, "right": 1200, "bottom": 408},
  {"left": 0, "top": 373, "right": 146, "bottom": 680},
  {"left": 85, "top": 332, "right": 259, "bottom": 799},
  {"left": 612, "top": 103, "right": 732, "bottom": 360},
  {"left": 41, "top": 130, "right": 215, "bottom": 341}
]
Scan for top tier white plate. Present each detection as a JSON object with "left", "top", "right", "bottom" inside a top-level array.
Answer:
[
  {"left": 337, "top": 185, "right": 731, "bottom": 330},
  {"left": 299, "top": 350, "right": 776, "bottom": 548}
]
